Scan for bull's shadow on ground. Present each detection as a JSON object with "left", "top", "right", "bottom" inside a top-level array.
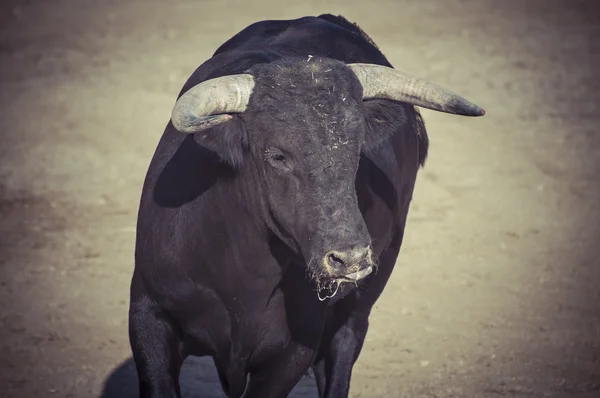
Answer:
[{"left": 100, "top": 356, "right": 318, "bottom": 397}]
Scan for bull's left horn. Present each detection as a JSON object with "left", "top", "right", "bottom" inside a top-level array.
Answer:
[
  {"left": 348, "top": 63, "right": 485, "bottom": 117},
  {"left": 171, "top": 74, "right": 255, "bottom": 133}
]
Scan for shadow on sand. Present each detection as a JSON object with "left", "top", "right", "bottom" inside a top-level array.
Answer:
[{"left": 100, "top": 356, "right": 318, "bottom": 397}]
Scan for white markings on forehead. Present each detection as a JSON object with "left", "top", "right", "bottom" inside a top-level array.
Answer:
[
  {"left": 325, "top": 136, "right": 351, "bottom": 153},
  {"left": 317, "top": 117, "right": 353, "bottom": 155}
]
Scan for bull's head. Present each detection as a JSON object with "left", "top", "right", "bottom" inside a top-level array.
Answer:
[{"left": 170, "top": 57, "right": 484, "bottom": 294}]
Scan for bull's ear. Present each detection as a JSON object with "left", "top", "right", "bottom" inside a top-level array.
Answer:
[
  {"left": 191, "top": 116, "right": 248, "bottom": 170},
  {"left": 362, "top": 99, "right": 411, "bottom": 152}
]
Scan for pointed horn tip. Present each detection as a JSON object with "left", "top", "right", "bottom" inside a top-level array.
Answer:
[
  {"left": 468, "top": 107, "right": 485, "bottom": 117},
  {"left": 458, "top": 102, "right": 485, "bottom": 117},
  {"left": 444, "top": 105, "right": 485, "bottom": 117}
]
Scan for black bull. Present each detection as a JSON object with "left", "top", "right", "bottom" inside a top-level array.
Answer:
[{"left": 129, "top": 14, "right": 484, "bottom": 398}]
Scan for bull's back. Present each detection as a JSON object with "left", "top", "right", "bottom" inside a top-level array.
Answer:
[{"left": 213, "top": 14, "right": 392, "bottom": 67}]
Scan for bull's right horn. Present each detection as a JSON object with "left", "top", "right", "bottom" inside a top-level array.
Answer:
[{"left": 171, "top": 74, "right": 255, "bottom": 133}]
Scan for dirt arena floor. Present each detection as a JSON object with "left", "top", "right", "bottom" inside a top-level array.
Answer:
[{"left": 1, "top": 0, "right": 599, "bottom": 397}]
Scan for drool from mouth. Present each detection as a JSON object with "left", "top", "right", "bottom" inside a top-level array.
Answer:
[{"left": 316, "top": 265, "right": 374, "bottom": 301}]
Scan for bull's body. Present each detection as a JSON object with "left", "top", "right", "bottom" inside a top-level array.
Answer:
[{"left": 130, "top": 15, "right": 466, "bottom": 398}]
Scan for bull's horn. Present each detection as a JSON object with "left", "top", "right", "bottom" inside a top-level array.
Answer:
[
  {"left": 171, "top": 74, "right": 255, "bottom": 133},
  {"left": 348, "top": 63, "right": 485, "bottom": 117}
]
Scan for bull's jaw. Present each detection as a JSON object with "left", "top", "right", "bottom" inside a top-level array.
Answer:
[{"left": 316, "top": 265, "right": 374, "bottom": 301}]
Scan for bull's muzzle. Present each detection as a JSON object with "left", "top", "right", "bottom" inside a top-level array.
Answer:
[{"left": 322, "top": 246, "right": 373, "bottom": 281}]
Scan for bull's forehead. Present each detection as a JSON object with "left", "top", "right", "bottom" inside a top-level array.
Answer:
[
  {"left": 248, "top": 57, "right": 365, "bottom": 149},
  {"left": 253, "top": 57, "right": 362, "bottom": 106}
]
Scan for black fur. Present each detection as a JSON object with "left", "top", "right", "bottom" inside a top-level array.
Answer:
[
  {"left": 193, "top": 117, "right": 248, "bottom": 170},
  {"left": 130, "top": 14, "right": 430, "bottom": 398}
]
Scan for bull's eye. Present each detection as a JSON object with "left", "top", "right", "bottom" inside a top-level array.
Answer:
[{"left": 265, "top": 148, "right": 291, "bottom": 171}]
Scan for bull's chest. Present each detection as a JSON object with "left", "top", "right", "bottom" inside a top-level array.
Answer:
[{"left": 180, "top": 283, "right": 327, "bottom": 365}]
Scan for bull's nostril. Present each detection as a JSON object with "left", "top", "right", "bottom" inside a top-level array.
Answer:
[
  {"left": 327, "top": 253, "right": 346, "bottom": 268},
  {"left": 324, "top": 246, "right": 370, "bottom": 273}
]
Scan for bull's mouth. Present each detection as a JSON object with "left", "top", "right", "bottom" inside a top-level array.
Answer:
[
  {"left": 339, "top": 265, "right": 373, "bottom": 282},
  {"left": 317, "top": 265, "right": 374, "bottom": 301}
]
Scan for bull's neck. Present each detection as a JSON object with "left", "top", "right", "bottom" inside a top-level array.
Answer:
[{"left": 210, "top": 162, "right": 277, "bottom": 264}]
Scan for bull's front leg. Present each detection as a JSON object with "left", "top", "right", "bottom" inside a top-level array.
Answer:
[
  {"left": 129, "top": 290, "right": 184, "bottom": 398},
  {"left": 312, "top": 240, "right": 402, "bottom": 398},
  {"left": 312, "top": 308, "right": 369, "bottom": 398},
  {"left": 242, "top": 344, "right": 318, "bottom": 398}
]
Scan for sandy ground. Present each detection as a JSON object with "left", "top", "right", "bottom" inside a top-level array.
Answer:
[{"left": 1, "top": 0, "right": 599, "bottom": 397}]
